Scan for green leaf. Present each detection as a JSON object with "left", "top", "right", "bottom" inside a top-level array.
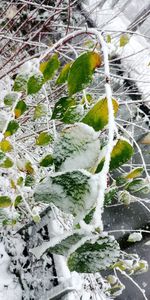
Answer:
[
  {"left": 14, "top": 100, "right": 27, "bottom": 118},
  {"left": 56, "top": 62, "right": 72, "bottom": 85},
  {"left": 25, "top": 174, "right": 35, "bottom": 187},
  {"left": 0, "top": 196, "right": 11, "bottom": 208},
  {"left": 126, "top": 179, "right": 150, "bottom": 194},
  {"left": 17, "top": 177, "right": 24, "bottom": 186},
  {"left": 107, "top": 34, "right": 111, "bottom": 43},
  {"left": 84, "top": 208, "right": 95, "bottom": 224},
  {"left": 53, "top": 123, "right": 100, "bottom": 172},
  {"left": 110, "top": 139, "right": 134, "bottom": 170},
  {"left": 82, "top": 97, "right": 119, "bottom": 131},
  {"left": 105, "top": 187, "right": 117, "bottom": 205},
  {"left": 125, "top": 167, "right": 144, "bottom": 179},
  {"left": 40, "top": 54, "right": 60, "bottom": 82},
  {"left": 49, "top": 232, "right": 85, "bottom": 256},
  {"left": 15, "top": 195, "right": 22, "bottom": 206},
  {"left": 13, "top": 73, "right": 29, "bottom": 92},
  {"left": 0, "top": 157, "right": 13, "bottom": 168},
  {"left": 40, "top": 154, "right": 53, "bottom": 167},
  {"left": 120, "top": 34, "right": 130, "bottom": 47},
  {"left": 96, "top": 139, "right": 134, "bottom": 172},
  {"left": 4, "top": 92, "right": 20, "bottom": 106},
  {"left": 4, "top": 120, "right": 19, "bottom": 137},
  {"left": 51, "top": 97, "right": 83, "bottom": 124},
  {"left": 67, "top": 235, "right": 120, "bottom": 273},
  {"left": 27, "top": 73, "right": 44, "bottom": 95},
  {"left": 34, "top": 170, "right": 99, "bottom": 224},
  {"left": 36, "top": 131, "right": 53, "bottom": 146},
  {"left": 68, "top": 52, "right": 102, "bottom": 95},
  {"left": 0, "top": 139, "right": 13, "bottom": 152},
  {"left": 33, "top": 104, "right": 47, "bottom": 119},
  {"left": 25, "top": 161, "right": 34, "bottom": 174},
  {"left": 51, "top": 97, "right": 76, "bottom": 120}
]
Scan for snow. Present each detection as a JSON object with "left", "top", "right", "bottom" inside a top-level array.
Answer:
[
  {"left": 84, "top": 0, "right": 150, "bottom": 105},
  {"left": 53, "top": 122, "right": 100, "bottom": 172},
  {"left": 0, "top": 243, "right": 22, "bottom": 300},
  {"left": 127, "top": 232, "right": 143, "bottom": 242}
]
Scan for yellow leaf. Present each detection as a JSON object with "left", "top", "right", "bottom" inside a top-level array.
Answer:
[{"left": 0, "top": 139, "right": 13, "bottom": 152}]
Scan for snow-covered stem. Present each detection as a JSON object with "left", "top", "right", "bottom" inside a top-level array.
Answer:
[{"left": 115, "top": 268, "right": 148, "bottom": 300}]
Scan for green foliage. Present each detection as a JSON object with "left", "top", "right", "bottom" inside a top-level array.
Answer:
[
  {"left": 33, "top": 104, "right": 47, "bottom": 119},
  {"left": 34, "top": 170, "right": 99, "bottom": 223},
  {"left": 67, "top": 235, "right": 120, "bottom": 273},
  {"left": 4, "top": 92, "right": 20, "bottom": 106},
  {"left": 126, "top": 178, "right": 150, "bottom": 194},
  {"left": 4, "top": 120, "right": 19, "bottom": 137},
  {"left": 40, "top": 54, "right": 60, "bottom": 82},
  {"left": 68, "top": 52, "right": 102, "bottom": 95},
  {"left": 51, "top": 96, "right": 82, "bottom": 123},
  {"left": 0, "top": 156, "right": 13, "bottom": 168},
  {"left": 0, "top": 45, "right": 147, "bottom": 286},
  {"left": 27, "top": 73, "right": 44, "bottom": 95},
  {"left": 36, "top": 132, "right": 53, "bottom": 146},
  {"left": 96, "top": 139, "right": 134, "bottom": 172},
  {"left": 40, "top": 154, "right": 53, "bottom": 167},
  {"left": 56, "top": 62, "right": 72, "bottom": 84},
  {"left": 0, "top": 196, "right": 11, "bottom": 208},
  {"left": 14, "top": 100, "right": 27, "bottom": 118},
  {"left": 82, "top": 97, "right": 119, "bottom": 131}
]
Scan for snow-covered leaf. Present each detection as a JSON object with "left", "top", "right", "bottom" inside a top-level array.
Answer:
[
  {"left": 4, "top": 92, "right": 20, "bottom": 106},
  {"left": 13, "top": 73, "right": 29, "bottom": 92},
  {"left": 51, "top": 97, "right": 83, "bottom": 124},
  {"left": 96, "top": 139, "right": 134, "bottom": 172},
  {"left": 67, "top": 235, "right": 120, "bottom": 273},
  {"left": 34, "top": 170, "right": 99, "bottom": 223},
  {"left": 53, "top": 123, "right": 100, "bottom": 172},
  {"left": 4, "top": 120, "right": 19, "bottom": 137},
  {"left": 56, "top": 62, "right": 72, "bottom": 85},
  {"left": 14, "top": 100, "right": 27, "bottom": 118},
  {"left": 82, "top": 97, "right": 119, "bottom": 131},
  {"left": 126, "top": 178, "right": 150, "bottom": 194},
  {"left": 127, "top": 232, "right": 142, "bottom": 243},
  {"left": 36, "top": 132, "right": 53, "bottom": 146},
  {"left": 39, "top": 54, "right": 60, "bottom": 82},
  {"left": 33, "top": 104, "right": 47, "bottom": 119},
  {"left": 68, "top": 52, "right": 102, "bottom": 95},
  {"left": 0, "top": 112, "right": 7, "bottom": 132},
  {"left": 27, "top": 73, "right": 44, "bottom": 95},
  {"left": 48, "top": 232, "right": 86, "bottom": 256}
]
